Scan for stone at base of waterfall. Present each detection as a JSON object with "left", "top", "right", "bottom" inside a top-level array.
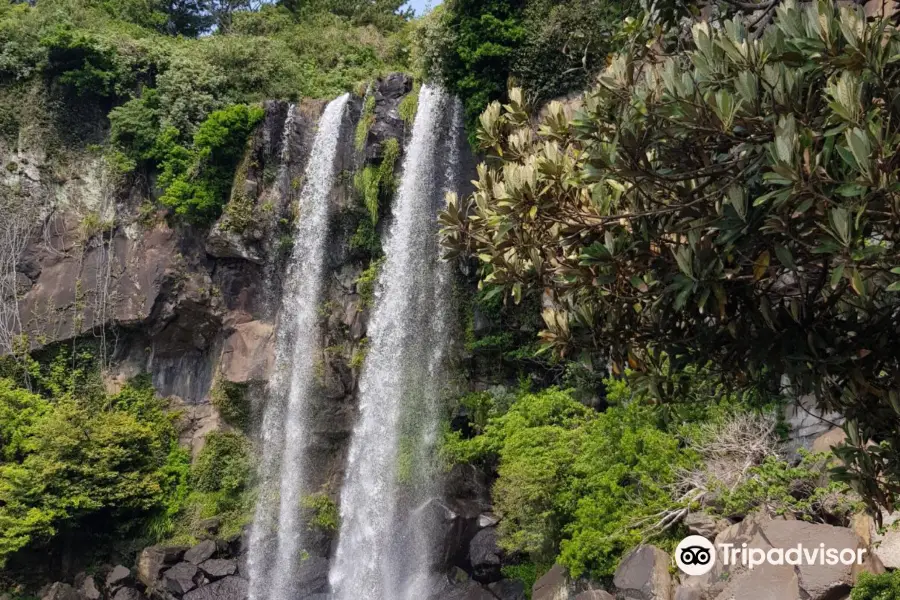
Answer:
[
  {"left": 138, "top": 546, "right": 189, "bottom": 588},
  {"left": 163, "top": 563, "right": 199, "bottom": 595},
  {"left": 532, "top": 564, "right": 569, "bottom": 600},
  {"left": 613, "top": 545, "right": 672, "bottom": 600},
  {"left": 488, "top": 579, "right": 526, "bottom": 600},
  {"left": 184, "top": 540, "right": 217, "bottom": 565},
  {"left": 199, "top": 558, "right": 237, "bottom": 580},
  {"left": 182, "top": 577, "right": 248, "bottom": 600},
  {"left": 469, "top": 527, "right": 502, "bottom": 582}
]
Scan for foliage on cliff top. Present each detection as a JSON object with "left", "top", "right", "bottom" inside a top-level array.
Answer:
[
  {"left": 0, "top": 351, "right": 184, "bottom": 567},
  {"left": 416, "top": 0, "right": 639, "bottom": 137},
  {"left": 441, "top": 0, "right": 900, "bottom": 517}
]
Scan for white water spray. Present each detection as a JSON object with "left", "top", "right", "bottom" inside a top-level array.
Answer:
[
  {"left": 329, "top": 85, "right": 463, "bottom": 600},
  {"left": 247, "top": 93, "right": 350, "bottom": 600}
]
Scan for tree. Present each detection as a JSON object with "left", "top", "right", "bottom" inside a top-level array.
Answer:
[{"left": 440, "top": 0, "right": 900, "bottom": 516}]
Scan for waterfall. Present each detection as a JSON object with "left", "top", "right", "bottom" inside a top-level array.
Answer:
[
  {"left": 329, "top": 85, "right": 463, "bottom": 600},
  {"left": 247, "top": 93, "right": 350, "bottom": 600}
]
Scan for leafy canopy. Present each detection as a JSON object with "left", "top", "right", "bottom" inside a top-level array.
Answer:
[{"left": 441, "top": 0, "right": 900, "bottom": 515}]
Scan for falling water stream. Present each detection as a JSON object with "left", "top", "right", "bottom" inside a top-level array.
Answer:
[
  {"left": 247, "top": 93, "right": 350, "bottom": 600},
  {"left": 329, "top": 85, "right": 463, "bottom": 600}
]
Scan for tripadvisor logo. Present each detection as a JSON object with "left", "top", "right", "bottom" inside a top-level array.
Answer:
[
  {"left": 676, "top": 536, "right": 716, "bottom": 576},
  {"left": 675, "top": 535, "right": 868, "bottom": 576}
]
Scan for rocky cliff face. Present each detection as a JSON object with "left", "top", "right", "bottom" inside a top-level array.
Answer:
[{"left": 0, "top": 75, "right": 415, "bottom": 465}]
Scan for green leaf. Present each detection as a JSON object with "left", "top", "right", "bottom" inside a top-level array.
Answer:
[
  {"left": 887, "top": 282, "right": 900, "bottom": 292},
  {"left": 835, "top": 183, "right": 867, "bottom": 197}
]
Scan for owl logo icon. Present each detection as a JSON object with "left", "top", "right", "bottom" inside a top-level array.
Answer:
[{"left": 676, "top": 535, "right": 716, "bottom": 576}]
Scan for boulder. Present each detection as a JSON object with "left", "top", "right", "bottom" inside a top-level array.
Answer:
[
  {"left": 532, "top": 564, "right": 569, "bottom": 600},
  {"left": 80, "top": 576, "right": 101, "bottom": 600},
  {"left": 199, "top": 559, "right": 237, "bottom": 580},
  {"left": 184, "top": 540, "right": 217, "bottom": 565},
  {"left": 759, "top": 519, "right": 865, "bottom": 600},
  {"left": 713, "top": 562, "right": 800, "bottom": 600},
  {"left": 106, "top": 566, "right": 131, "bottom": 591},
  {"left": 137, "top": 545, "right": 189, "bottom": 588},
  {"left": 111, "top": 589, "right": 145, "bottom": 600},
  {"left": 684, "top": 513, "right": 728, "bottom": 540},
  {"left": 613, "top": 545, "right": 672, "bottom": 600},
  {"left": 41, "top": 583, "right": 82, "bottom": 600},
  {"left": 183, "top": 577, "right": 248, "bottom": 600},
  {"left": 487, "top": 579, "right": 526, "bottom": 600},
  {"left": 875, "top": 513, "right": 900, "bottom": 569},
  {"left": 163, "top": 563, "right": 199, "bottom": 595},
  {"left": 469, "top": 527, "right": 502, "bottom": 582}
]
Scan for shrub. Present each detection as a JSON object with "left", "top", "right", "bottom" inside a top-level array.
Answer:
[
  {"left": 444, "top": 386, "right": 695, "bottom": 577},
  {"left": 0, "top": 367, "right": 183, "bottom": 567},
  {"left": 210, "top": 379, "right": 250, "bottom": 430},
  {"left": 158, "top": 103, "right": 264, "bottom": 225},
  {"left": 300, "top": 493, "right": 340, "bottom": 531},
  {"left": 191, "top": 431, "right": 251, "bottom": 497},
  {"left": 852, "top": 571, "right": 900, "bottom": 600},
  {"left": 356, "top": 257, "right": 384, "bottom": 308}
]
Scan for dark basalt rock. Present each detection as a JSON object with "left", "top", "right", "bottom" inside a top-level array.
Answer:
[
  {"left": 162, "top": 563, "right": 199, "bottom": 595},
  {"left": 106, "top": 566, "right": 132, "bottom": 591},
  {"left": 182, "top": 577, "right": 248, "bottom": 600},
  {"left": 468, "top": 528, "right": 502, "bottom": 582},
  {"left": 184, "top": 540, "right": 217, "bottom": 565},
  {"left": 198, "top": 559, "right": 237, "bottom": 580}
]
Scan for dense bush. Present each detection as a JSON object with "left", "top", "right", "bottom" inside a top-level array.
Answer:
[
  {"left": 157, "top": 103, "right": 264, "bottom": 225},
  {"left": 444, "top": 385, "right": 695, "bottom": 577},
  {"left": 0, "top": 355, "right": 183, "bottom": 567}
]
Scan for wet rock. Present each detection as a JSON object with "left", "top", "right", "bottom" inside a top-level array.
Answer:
[
  {"left": 469, "top": 527, "right": 502, "bottom": 582},
  {"left": 199, "top": 558, "right": 237, "bottom": 580},
  {"left": 533, "top": 564, "right": 569, "bottom": 600},
  {"left": 41, "top": 583, "right": 82, "bottom": 600},
  {"left": 163, "top": 563, "right": 199, "bottom": 595},
  {"left": 184, "top": 540, "right": 217, "bottom": 565},
  {"left": 106, "top": 566, "right": 132, "bottom": 591},
  {"left": 182, "top": 577, "right": 248, "bottom": 600},
  {"left": 137, "top": 546, "right": 189, "bottom": 588},
  {"left": 297, "top": 556, "right": 330, "bottom": 595},
  {"left": 613, "top": 545, "right": 672, "bottom": 600}
]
